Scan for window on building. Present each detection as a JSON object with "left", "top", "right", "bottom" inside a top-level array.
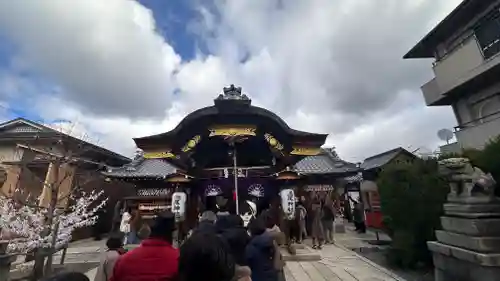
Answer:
[
  {"left": 475, "top": 12, "right": 500, "bottom": 59},
  {"left": 469, "top": 94, "right": 500, "bottom": 123}
]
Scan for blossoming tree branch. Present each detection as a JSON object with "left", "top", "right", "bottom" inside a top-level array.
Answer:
[{"left": 0, "top": 189, "right": 107, "bottom": 253}]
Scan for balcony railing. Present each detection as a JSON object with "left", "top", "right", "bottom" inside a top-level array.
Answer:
[{"left": 421, "top": 78, "right": 442, "bottom": 106}]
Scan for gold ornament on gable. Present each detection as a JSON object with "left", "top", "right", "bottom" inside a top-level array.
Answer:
[
  {"left": 291, "top": 146, "right": 320, "bottom": 156},
  {"left": 181, "top": 135, "right": 201, "bottom": 152},
  {"left": 143, "top": 151, "right": 176, "bottom": 159},
  {"left": 264, "top": 133, "right": 284, "bottom": 150},
  {"left": 209, "top": 126, "right": 257, "bottom": 137}
]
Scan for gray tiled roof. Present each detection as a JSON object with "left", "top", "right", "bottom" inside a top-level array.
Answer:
[
  {"left": 293, "top": 149, "right": 359, "bottom": 175},
  {"left": 104, "top": 148, "right": 358, "bottom": 178},
  {"left": 344, "top": 172, "right": 363, "bottom": 183},
  {"left": 360, "top": 147, "right": 413, "bottom": 170},
  {"left": 103, "top": 158, "right": 177, "bottom": 178}
]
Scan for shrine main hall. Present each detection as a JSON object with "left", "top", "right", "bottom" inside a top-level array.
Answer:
[{"left": 104, "top": 85, "right": 361, "bottom": 223}]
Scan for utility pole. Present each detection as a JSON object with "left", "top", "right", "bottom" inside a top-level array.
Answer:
[{"left": 232, "top": 143, "right": 239, "bottom": 215}]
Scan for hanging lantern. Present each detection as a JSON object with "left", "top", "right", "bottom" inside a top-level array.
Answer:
[
  {"left": 171, "top": 191, "right": 187, "bottom": 222},
  {"left": 280, "top": 188, "right": 296, "bottom": 220}
]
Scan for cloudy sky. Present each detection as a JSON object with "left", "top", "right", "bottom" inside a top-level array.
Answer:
[{"left": 0, "top": 0, "right": 462, "bottom": 162}]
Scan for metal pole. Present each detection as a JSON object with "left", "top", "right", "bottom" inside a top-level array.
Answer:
[{"left": 233, "top": 146, "right": 239, "bottom": 215}]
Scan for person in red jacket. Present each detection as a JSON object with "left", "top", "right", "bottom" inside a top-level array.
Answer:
[{"left": 110, "top": 211, "right": 179, "bottom": 281}]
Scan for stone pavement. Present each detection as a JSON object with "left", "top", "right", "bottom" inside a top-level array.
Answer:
[
  {"left": 291, "top": 243, "right": 405, "bottom": 281},
  {"left": 334, "top": 224, "right": 391, "bottom": 250}
]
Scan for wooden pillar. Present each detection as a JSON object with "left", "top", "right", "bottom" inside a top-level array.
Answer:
[
  {"left": 38, "top": 163, "right": 76, "bottom": 208},
  {"left": 56, "top": 164, "right": 76, "bottom": 208}
]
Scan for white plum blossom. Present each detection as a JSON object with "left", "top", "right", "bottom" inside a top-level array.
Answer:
[
  {"left": 0, "top": 189, "right": 107, "bottom": 253},
  {"left": 0, "top": 199, "right": 46, "bottom": 252}
]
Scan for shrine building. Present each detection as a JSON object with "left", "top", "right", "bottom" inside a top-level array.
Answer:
[{"left": 104, "top": 85, "right": 361, "bottom": 224}]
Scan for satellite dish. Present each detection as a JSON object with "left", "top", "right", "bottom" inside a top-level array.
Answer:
[{"left": 437, "top": 129, "right": 454, "bottom": 144}]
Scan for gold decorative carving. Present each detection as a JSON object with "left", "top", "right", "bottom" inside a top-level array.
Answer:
[
  {"left": 182, "top": 135, "right": 201, "bottom": 152},
  {"left": 166, "top": 175, "right": 191, "bottom": 183},
  {"left": 291, "top": 146, "right": 321, "bottom": 156},
  {"left": 143, "top": 151, "right": 176, "bottom": 159},
  {"left": 209, "top": 126, "right": 256, "bottom": 137},
  {"left": 264, "top": 133, "right": 284, "bottom": 150}
]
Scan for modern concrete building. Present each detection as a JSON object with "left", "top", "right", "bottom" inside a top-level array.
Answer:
[{"left": 404, "top": 0, "right": 500, "bottom": 151}]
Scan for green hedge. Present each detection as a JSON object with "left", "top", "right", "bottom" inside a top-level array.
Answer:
[
  {"left": 379, "top": 137, "right": 500, "bottom": 268},
  {"left": 377, "top": 159, "right": 449, "bottom": 268}
]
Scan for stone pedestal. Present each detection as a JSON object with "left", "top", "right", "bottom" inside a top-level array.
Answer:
[{"left": 429, "top": 196, "right": 500, "bottom": 281}]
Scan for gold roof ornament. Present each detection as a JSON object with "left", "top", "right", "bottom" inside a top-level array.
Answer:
[
  {"left": 166, "top": 174, "right": 191, "bottom": 183},
  {"left": 143, "top": 151, "right": 176, "bottom": 159},
  {"left": 209, "top": 126, "right": 256, "bottom": 137}
]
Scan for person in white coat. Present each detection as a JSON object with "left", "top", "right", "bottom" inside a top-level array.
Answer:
[{"left": 119, "top": 208, "right": 132, "bottom": 244}]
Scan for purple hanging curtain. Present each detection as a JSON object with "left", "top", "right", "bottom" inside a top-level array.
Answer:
[
  {"left": 199, "top": 179, "right": 232, "bottom": 196},
  {"left": 198, "top": 178, "right": 274, "bottom": 199}
]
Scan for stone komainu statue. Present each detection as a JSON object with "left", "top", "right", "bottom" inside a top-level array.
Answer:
[{"left": 438, "top": 157, "right": 496, "bottom": 198}]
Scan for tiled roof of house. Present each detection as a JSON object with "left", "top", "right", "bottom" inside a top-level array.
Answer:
[
  {"left": 360, "top": 147, "right": 415, "bottom": 170},
  {"left": 0, "top": 117, "right": 130, "bottom": 165},
  {"left": 344, "top": 172, "right": 363, "bottom": 183},
  {"left": 103, "top": 157, "right": 177, "bottom": 178},
  {"left": 293, "top": 148, "right": 359, "bottom": 175}
]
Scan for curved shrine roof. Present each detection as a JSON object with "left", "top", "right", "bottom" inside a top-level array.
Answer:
[{"left": 133, "top": 85, "right": 328, "bottom": 149}]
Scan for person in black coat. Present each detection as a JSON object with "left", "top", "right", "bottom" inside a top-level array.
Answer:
[
  {"left": 245, "top": 218, "right": 278, "bottom": 281},
  {"left": 217, "top": 215, "right": 250, "bottom": 266}
]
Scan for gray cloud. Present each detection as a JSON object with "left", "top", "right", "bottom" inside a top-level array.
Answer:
[
  {"left": 0, "top": 0, "right": 463, "bottom": 160},
  {"left": 192, "top": 0, "right": 461, "bottom": 135},
  {"left": 0, "top": 1, "right": 180, "bottom": 119}
]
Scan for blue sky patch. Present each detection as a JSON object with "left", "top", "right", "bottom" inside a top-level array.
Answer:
[{"left": 139, "top": 0, "right": 201, "bottom": 60}]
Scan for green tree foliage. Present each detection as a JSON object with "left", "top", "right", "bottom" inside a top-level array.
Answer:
[
  {"left": 377, "top": 159, "right": 449, "bottom": 268},
  {"left": 476, "top": 137, "right": 500, "bottom": 190}
]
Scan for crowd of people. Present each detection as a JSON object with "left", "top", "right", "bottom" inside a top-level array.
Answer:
[
  {"left": 96, "top": 210, "right": 286, "bottom": 281},
  {"left": 43, "top": 192, "right": 369, "bottom": 281}
]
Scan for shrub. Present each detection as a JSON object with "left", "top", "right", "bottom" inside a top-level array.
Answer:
[
  {"left": 476, "top": 137, "right": 500, "bottom": 196},
  {"left": 377, "top": 159, "right": 449, "bottom": 268}
]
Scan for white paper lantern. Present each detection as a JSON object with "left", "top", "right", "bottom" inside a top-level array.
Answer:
[
  {"left": 280, "top": 188, "right": 295, "bottom": 220},
  {"left": 171, "top": 192, "right": 187, "bottom": 221}
]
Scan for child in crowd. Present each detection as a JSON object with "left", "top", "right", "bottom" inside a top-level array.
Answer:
[{"left": 94, "top": 234, "right": 126, "bottom": 281}]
